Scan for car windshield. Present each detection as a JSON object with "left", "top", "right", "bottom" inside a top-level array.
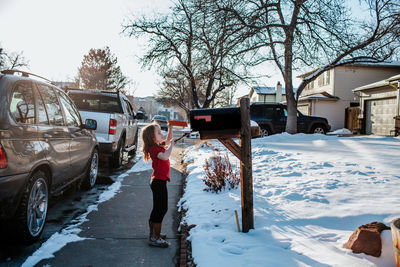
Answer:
[
  {"left": 69, "top": 93, "right": 122, "bottom": 113},
  {"left": 153, "top": 116, "right": 167, "bottom": 121}
]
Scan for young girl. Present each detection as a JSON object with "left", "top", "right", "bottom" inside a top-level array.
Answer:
[{"left": 141, "top": 122, "right": 175, "bottom": 248}]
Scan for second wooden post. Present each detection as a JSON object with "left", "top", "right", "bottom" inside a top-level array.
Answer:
[{"left": 239, "top": 98, "right": 254, "bottom": 232}]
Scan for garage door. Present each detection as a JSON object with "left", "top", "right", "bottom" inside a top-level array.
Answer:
[
  {"left": 365, "top": 97, "right": 396, "bottom": 135},
  {"left": 297, "top": 104, "right": 309, "bottom": 115}
]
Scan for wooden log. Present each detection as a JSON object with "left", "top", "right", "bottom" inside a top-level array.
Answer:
[
  {"left": 251, "top": 125, "right": 261, "bottom": 138},
  {"left": 239, "top": 98, "right": 254, "bottom": 232}
]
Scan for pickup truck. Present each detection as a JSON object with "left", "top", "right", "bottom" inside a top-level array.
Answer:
[
  {"left": 68, "top": 89, "right": 143, "bottom": 167},
  {"left": 250, "top": 103, "right": 331, "bottom": 137}
]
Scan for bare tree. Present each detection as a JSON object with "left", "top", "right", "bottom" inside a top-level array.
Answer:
[
  {"left": 157, "top": 66, "right": 205, "bottom": 110},
  {"left": 122, "top": 0, "right": 256, "bottom": 109},
  {"left": 0, "top": 45, "right": 29, "bottom": 70},
  {"left": 158, "top": 63, "right": 237, "bottom": 115},
  {"left": 222, "top": 0, "right": 399, "bottom": 133}
]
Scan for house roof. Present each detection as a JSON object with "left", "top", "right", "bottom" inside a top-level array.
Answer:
[
  {"left": 297, "top": 61, "right": 400, "bottom": 79},
  {"left": 353, "top": 60, "right": 400, "bottom": 67},
  {"left": 353, "top": 73, "right": 400, "bottom": 91},
  {"left": 298, "top": 92, "right": 339, "bottom": 101},
  {"left": 386, "top": 74, "right": 400, "bottom": 82},
  {"left": 252, "top": 86, "right": 285, "bottom": 95},
  {"left": 237, "top": 94, "right": 250, "bottom": 99}
]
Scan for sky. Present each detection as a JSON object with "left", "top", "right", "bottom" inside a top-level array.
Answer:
[
  {"left": 0, "top": 0, "right": 366, "bottom": 98},
  {"left": 0, "top": 0, "right": 172, "bottom": 97}
]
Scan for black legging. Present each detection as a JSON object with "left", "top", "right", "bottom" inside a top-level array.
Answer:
[{"left": 149, "top": 179, "right": 168, "bottom": 223}]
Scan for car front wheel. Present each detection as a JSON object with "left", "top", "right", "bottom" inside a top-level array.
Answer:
[{"left": 16, "top": 170, "right": 49, "bottom": 244}]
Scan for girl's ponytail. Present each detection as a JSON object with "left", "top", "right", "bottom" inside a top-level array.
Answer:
[{"left": 141, "top": 123, "right": 158, "bottom": 162}]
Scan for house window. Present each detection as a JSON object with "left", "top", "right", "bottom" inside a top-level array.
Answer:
[
  {"left": 323, "top": 70, "right": 330, "bottom": 86},
  {"left": 310, "top": 80, "right": 315, "bottom": 89},
  {"left": 318, "top": 75, "right": 323, "bottom": 87}
]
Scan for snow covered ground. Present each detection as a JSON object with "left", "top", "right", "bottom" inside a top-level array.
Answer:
[{"left": 179, "top": 133, "right": 400, "bottom": 267}]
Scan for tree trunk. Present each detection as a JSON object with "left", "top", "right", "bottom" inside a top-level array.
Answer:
[
  {"left": 285, "top": 77, "right": 297, "bottom": 134},
  {"left": 284, "top": 45, "right": 297, "bottom": 134}
]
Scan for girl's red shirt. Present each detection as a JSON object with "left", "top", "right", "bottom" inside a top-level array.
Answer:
[{"left": 149, "top": 144, "right": 170, "bottom": 182}]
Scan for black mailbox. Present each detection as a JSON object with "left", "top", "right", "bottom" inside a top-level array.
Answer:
[{"left": 190, "top": 107, "right": 241, "bottom": 140}]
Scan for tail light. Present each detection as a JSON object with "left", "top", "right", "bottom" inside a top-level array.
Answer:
[
  {"left": 109, "top": 119, "right": 117, "bottom": 135},
  {"left": 0, "top": 146, "right": 7, "bottom": 169}
]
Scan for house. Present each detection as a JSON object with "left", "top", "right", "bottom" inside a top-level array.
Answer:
[
  {"left": 132, "top": 96, "right": 186, "bottom": 122},
  {"left": 249, "top": 82, "right": 285, "bottom": 103},
  {"left": 353, "top": 74, "right": 400, "bottom": 135},
  {"left": 297, "top": 62, "right": 400, "bottom": 131}
]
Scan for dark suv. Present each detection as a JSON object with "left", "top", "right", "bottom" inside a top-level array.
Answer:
[
  {"left": 250, "top": 103, "right": 330, "bottom": 137},
  {"left": 0, "top": 70, "right": 99, "bottom": 243}
]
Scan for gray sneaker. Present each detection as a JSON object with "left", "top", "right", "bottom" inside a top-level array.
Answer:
[
  {"left": 149, "top": 233, "right": 167, "bottom": 241},
  {"left": 148, "top": 236, "right": 170, "bottom": 248}
]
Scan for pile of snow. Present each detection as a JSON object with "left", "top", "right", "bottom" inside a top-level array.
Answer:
[
  {"left": 179, "top": 134, "right": 400, "bottom": 266},
  {"left": 327, "top": 128, "right": 352, "bottom": 135}
]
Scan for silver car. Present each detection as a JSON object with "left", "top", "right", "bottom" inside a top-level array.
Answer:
[
  {"left": 151, "top": 115, "right": 168, "bottom": 131},
  {"left": 0, "top": 70, "right": 99, "bottom": 243}
]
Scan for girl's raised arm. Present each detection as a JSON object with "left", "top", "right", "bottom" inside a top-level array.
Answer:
[
  {"left": 157, "top": 139, "right": 175, "bottom": 160},
  {"left": 164, "top": 124, "right": 173, "bottom": 146}
]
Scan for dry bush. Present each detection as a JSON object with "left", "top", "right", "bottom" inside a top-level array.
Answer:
[{"left": 203, "top": 152, "right": 239, "bottom": 193}]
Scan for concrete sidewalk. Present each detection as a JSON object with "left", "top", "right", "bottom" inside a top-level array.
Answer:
[{"left": 36, "top": 152, "right": 185, "bottom": 267}]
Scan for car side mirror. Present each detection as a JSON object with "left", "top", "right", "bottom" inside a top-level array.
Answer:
[
  {"left": 84, "top": 119, "right": 97, "bottom": 130},
  {"left": 136, "top": 112, "right": 144, "bottom": 120}
]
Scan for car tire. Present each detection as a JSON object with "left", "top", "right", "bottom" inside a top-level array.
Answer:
[
  {"left": 129, "top": 130, "right": 138, "bottom": 156},
  {"left": 15, "top": 170, "right": 49, "bottom": 244},
  {"left": 260, "top": 127, "right": 271, "bottom": 137},
  {"left": 81, "top": 148, "right": 99, "bottom": 190},
  {"left": 311, "top": 124, "right": 327, "bottom": 134},
  {"left": 112, "top": 137, "right": 125, "bottom": 168}
]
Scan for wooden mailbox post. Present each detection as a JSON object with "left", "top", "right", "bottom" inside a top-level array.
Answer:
[{"left": 190, "top": 98, "right": 256, "bottom": 232}]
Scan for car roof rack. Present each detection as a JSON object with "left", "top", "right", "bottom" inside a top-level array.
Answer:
[
  {"left": 1, "top": 69, "right": 55, "bottom": 85},
  {"left": 66, "top": 88, "right": 119, "bottom": 95}
]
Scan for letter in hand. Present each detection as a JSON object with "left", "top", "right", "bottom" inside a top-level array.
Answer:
[{"left": 174, "top": 132, "right": 190, "bottom": 143}]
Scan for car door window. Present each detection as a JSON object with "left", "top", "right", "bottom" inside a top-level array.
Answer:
[
  {"left": 264, "top": 107, "right": 274, "bottom": 119},
  {"left": 275, "top": 107, "right": 286, "bottom": 120},
  {"left": 124, "top": 99, "right": 133, "bottom": 116},
  {"left": 251, "top": 106, "right": 264, "bottom": 119},
  {"left": 58, "top": 91, "right": 81, "bottom": 127},
  {"left": 36, "top": 88, "right": 49, "bottom": 125},
  {"left": 10, "top": 82, "right": 35, "bottom": 124},
  {"left": 37, "top": 84, "right": 64, "bottom": 126}
]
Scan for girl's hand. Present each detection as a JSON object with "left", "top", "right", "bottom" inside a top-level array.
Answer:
[
  {"left": 167, "top": 125, "right": 173, "bottom": 134},
  {"left": 166, "top": 135, "right": 173, "bottom": 143}
]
